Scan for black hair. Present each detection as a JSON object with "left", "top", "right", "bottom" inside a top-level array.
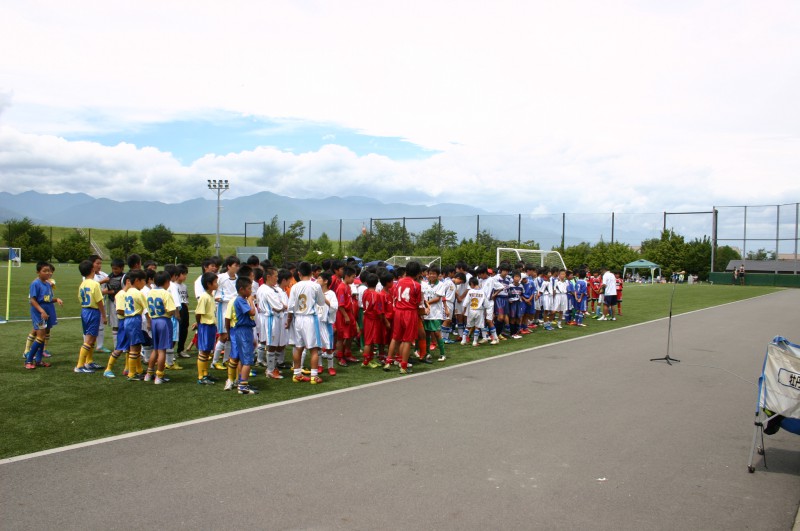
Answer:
[
  {"left": 239, "top": 265, "right": 253, "bottom": 279},
  {"left": 365, "top": 273, "right": 379, "bottom": 288},
  {"left": 454, "top": 272, "right": 466, "bottom": 282},
  {"left": 253, "top": 268, "right": 264, "bottom": 282},
  {"left": 164, "top": 264, "right": 178, "bottom": 278},
  {"left": 428, "top": 266, "right": 440, "bottom": 275},
  {"left": 127, "top": 269, "right": 146, "bottom": 282},
  {"left": 111, "top": 258, "right": 125, "bottom": 268},
  {"left": 277, "top": 269, "right": 293, "bottom": 283},
  {"left": 319, "top": 270, "right": 333, "bottom": 286},
  {"left": 224, "top": 255, "right": 240, "bottom": 268},
  {"left": 145, "top": 269, "right": 156, "bottom": 282},
  {"left": 177, "top": 264, "right": 188, "bottom": 275},
  {"left": 468, "top": 276, "right": 479, "bottom": 287},
  {"left": 35, "top": 261, "right": 51, "bottom": 272},
  {"left": 264, "top": 266, "right": 277, "bottom": 278},
  {"left": 201, "top": 272, "right": 217, "bottom": 290},
  {"left": 143, "top": 260, "right": 157, "bottom": 270},
  {"left": 297, "top": 261, "right": 312, "bottom": 277},
  {"left": 342, "top": 265, "right": 356, "bottom": 278},
  {"left": 512, "top": 270, "right": 522, "bottom": 278},
  {"left": 201, "top": 258, "right": 215, "bottom": 271},
  {"left": 127, "top": 254, "right": 141, "bottom": 269},
  {"left": 260, "top": 259, "right": 273, "bottom": 270},
  {"left": 379, "top": 271, "right": 394, "bottom": 287},
  {"left": 235, "top": 277, "right": 252, "bottom": 292},
  {"left": 405, "top": 261, "right": 421, "bottom": 278},
  {"left": 247, "top": 255, "right": 261, "bottom": 266},
  {"left": 154, "top": 271, "right": 171, "bottom": 288},
  {"left": 89, "top": 254, "right": 102, "bottom": 263},
  {"left": 78, "top": 259, "right": 94, "bottom": 277},
  {"left": 321, "top": 258, "right": 332, "bottom": 271}
]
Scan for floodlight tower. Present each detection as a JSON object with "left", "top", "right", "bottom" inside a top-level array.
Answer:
[{"left": 207, "top": 179, "right": 230, "bottom": 257}]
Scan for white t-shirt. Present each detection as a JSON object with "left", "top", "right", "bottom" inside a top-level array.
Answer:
[
  {"left": 603, "top": 271, "right": 617, "bottom": 296},
  {"left": 257, "top": 283, "right": 285, "bottom": 316},
  {"left": 287, "top": 280, "right": 326, "bottom": 316},
  {"left": 217, "top": 273, "right": 238, "bottom": 303}
]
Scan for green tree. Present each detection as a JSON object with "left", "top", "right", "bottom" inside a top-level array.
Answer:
[
  {"left": 184, "top": 234, "right": 211, "bottom": 250},
  {"left": 2, "top": 217, "right": 51, "bottom": 261},
  {"left": 714, "top": 245, "right": 741, "bottom": 273},
  {"left": 349, "top": 221, "right": 412, "bottom": 261},
  {"left": 562, "top": 242, "right": 593, "bottom": 270},
  {"left": 745, "top": 248, "right": 775, "bottom": 260},
  {"left": 154, "top": 240, "right": 202, "bottom": 266},
  {"left": 683, "top": 237, "right": 712, "bottom": 280},
  {"left": 257, "top": 217, "right": 307, "bottom": 264},
  {"left": 414, "top": 223, "right": 458, "bottom": 251},
  {"left": 442, "top": 239, "right": 495, "bottom": 266},
  {"left": 641, "top": 230, "right": 686, "bottom": 276},
  {"left": 106, "top": 233, "right": 139, "bottom": 259},
  {"left": 257, "top": 216, "right": 281, "bottom": 260},
  {"left": 53, "top": 232, "right": 91, "bottom": 263},
  {"left": 140, "top": 224, "right": 175, "bottom": 253},
  {"left": 303, "top": 233, "right": 338, "bottom": 263}
]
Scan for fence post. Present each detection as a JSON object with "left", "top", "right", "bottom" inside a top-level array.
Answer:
[
  {"left": 611, "top": 212, "right": 615, "bottom": 244},
  {"left": 476, "top": 215, "right": 480, "bottom": 241},
  {"left": 561, "top": 213, "right": 565, "bottom": 253},
  {"left": 794, "top": 203, "right": 798, "bottom": 275},
  {"left": 517, "top": 214, "right": 521, "bottom": 247},
  {"left": 308, "top": 220, "right": 312, "bottom": 246},
  {"left": 775, "top": 205, "right": 780, "bottom": 273},
  {"left": 438, "top": 216, "right": 442, "bottom": 252},
  {"left": 743, "top": 206, "right": 747, "bottom": 260},
  {"left": 710, "top": 207, "right": 717, "bottom": 273}
]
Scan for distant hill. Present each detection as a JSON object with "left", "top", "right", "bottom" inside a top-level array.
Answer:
[{"left": 0, "top": 190, "right": 494, "bottom": 237}]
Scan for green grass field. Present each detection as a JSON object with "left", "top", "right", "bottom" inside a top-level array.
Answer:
[{"left": 0, "top": 263, "right": 782, "bottom": 458}]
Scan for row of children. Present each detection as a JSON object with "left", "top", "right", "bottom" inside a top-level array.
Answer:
[{"left": 23, "top": 253, "right": 626, "bottom": 395}]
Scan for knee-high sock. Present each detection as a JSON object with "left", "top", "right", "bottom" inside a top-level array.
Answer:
[
  {"left": 77, "top": 343, "right": 92, "bottom": 369},
  {"left": 227, "top": 358, "right": 239, "bottom": 382},
  {"left": 212, "top": 340, "right": 224, "bottom": 364},
  {"left": 24, "top": 333, "right": 35, "bottom": 355}
]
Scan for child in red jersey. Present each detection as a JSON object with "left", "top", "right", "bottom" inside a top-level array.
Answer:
[
  {"left": 615, "top": 272, "right": 623, "bottom": 315},
  {"left": 334, "top": 266, "right": 359, "bottom": 366},
  {"left": 360, "top": 273, "right": 390, "bottom": 368},
  {"left": 383, "top": 262, "right": 423, "bottom": 374}
]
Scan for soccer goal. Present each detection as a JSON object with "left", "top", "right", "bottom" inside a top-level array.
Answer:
[
  {"left": 496, "top": 248, "right": 565, "bottom": 270},
  {"left": 1, "top": 248, "right": 22, "bottom": 323},
  {"left": 236, "top": 246, "right": 270, "bottom": 262},
  {"left": 386, "top": 255, "right": 442, "bottom": 268}
]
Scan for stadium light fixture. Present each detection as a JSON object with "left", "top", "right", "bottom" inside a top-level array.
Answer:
[{"left": 207, "top": 179, "right": 230, "bottom": 257}]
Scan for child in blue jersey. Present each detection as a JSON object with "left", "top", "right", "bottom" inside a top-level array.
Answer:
[
  {"left": 520, "top": 266, "right": 537, "bottom": 334},
  {"left": 231, "top": 277, "right": 258, "bottom": 395},
  {"left": 76, "top": 259, "right": 107, "bottom": 373},
  {"left": 145, "top": 271, "right": 176, "bottom": 384},
  {"left": 24, "top": 262, "right": 62, "bottom": 369},
  {"left": 506, "top": 271, "right": 525, "bottom": 338},
  {"left": 565, "top": 270, "right": 577, "bottom": 325},
  {"left": 493, "top": 264, "right": 511, "bottom": 337},
  {"left": 573, "top": 270, "right": 588, "bottom": 327}
]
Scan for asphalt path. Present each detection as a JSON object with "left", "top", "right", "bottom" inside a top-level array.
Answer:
[{"left": 2, "top": 289, "right": 799, "bottom": 530}]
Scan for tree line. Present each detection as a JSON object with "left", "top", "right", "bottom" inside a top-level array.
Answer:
[{"left": 3, "top": 216, "right": 744, "bottom": 279}]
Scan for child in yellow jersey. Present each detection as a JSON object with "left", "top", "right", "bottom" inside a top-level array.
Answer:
[
  {"left": 123, "top": 270, "right": 150, "bottom": 381},
  {"left": 144, "top": 271, "right": 176, "bottom": 384},
  {"left": 103, "top": 281, "right": 130, "bottom": 378},
  {"left": 75, "top": 260, "right": 107, "bottom": 373},
  {"left": 193, "top": 272, "right": 219, "bottom": 385}
]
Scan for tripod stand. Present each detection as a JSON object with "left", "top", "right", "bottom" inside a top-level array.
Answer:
[{"left": 651, "top": 281, "right": 681, "bottom": 365}]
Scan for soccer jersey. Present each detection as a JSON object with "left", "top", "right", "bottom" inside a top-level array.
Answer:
[
  {"left": 30, "top": 278, "right": 54, "bottom": 305},
  {"left": 146, "top": 288, "right": 176, "bottom": 319},
  {"left": 217, "top": 273, "right": 238, "bottom": 303},
  {"left": 257, "top": 283, "right": 285, "bottom": 316},
  {"left": 335, "top": 281, "right": 354, "bottom": 313},
  {"left": 124, "top": 287, "right": 148, "bottom": 317},
  {"left": 233, "top": 296, "right": 255, "bottom": 328},
  {"left": 424, "top": 281, "right": 447, "bottom": 321},
  {"left": 319, "top": 289, "right": 339, "bottom": 324},
  {"left": 288, "top": 280, "right": 326, "bottom": 316},
  {"left": 615, "top": 277, "right": 623, "bottom": 295},
  {"left": 114, "top": 290, "right": 127, "bottom": 319},
  {"left": 362, "top": 289, "right": 385, "bottom": 320},
  {"left": 79, "top": 278, "right": 103, "bottom": 309},
  {"left": 195, "top": 292, "right": 216, "bottom": 325},
  {"left": 507, "top": 284, "right": 523, "bottom": 302},
  {"left": 224, "top": 297, "right": 238, "bottom": 328},
  {"left": 393, "top": 277, "right": 422, "bottom": 312}
]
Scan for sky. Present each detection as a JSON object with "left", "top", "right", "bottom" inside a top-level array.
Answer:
[{"left": 1, "top": 0, "right": 799, "bottom": 221}]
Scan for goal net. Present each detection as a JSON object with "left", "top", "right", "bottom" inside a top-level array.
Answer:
[
  {"left": 496, "top": 248, "right": 565, "bottom": 271},
  {"left": 386, "top": 255, "right": 441, "bottom": 268}
]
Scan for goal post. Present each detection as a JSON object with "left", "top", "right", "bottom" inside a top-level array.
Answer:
[
  {"left": 385, "top": 255, "right": 442, "bottom": 268},
  {"left": 0, "top": 248, "right": 22, "bottom": 323},
  {"left": 496, "top": 248, "right": 565, "bottom": 270}
]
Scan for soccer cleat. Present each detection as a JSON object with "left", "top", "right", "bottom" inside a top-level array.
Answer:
[
  {"left": 238, "top": 385, "right": 259, "bottom": 395},
  {"left": 256, "top": 361, "right": 268, "bottom": 367},
  {"left": 429, "top": 343, "right": 437, "bottom": 351},
  {"left": 143, "top": 373, "right": 152, "bottom": 382},
  {"left": 610, "top": 317, "right": 617, "bottom": 321},
  {"left": 597, "top": 315, "right": 606, "bottom": 321},
  {"left": 420, "top": 355, "right": 433, "bottom": 364},
  {"left": 472, "top": 342, "right": 479, "bottom": 347},
  {"left": 249, "top": 369, "right": 257, "bottom": 378},
  {"left": 127, "top": 373, "right": 143, "bottom": 381},
  {"left": 309, "top": 376, "right": 322, "bottom": 385},
  {"left": 337, "top": 359, "right": 348, "bottom": 367},
  {"left": 267, "top": 369, "right": 284, "bottom": 379},
  {"left": 301, "top": 367, "right": 311, "bottom": 375},
  {"left": 42, "top": 350, "right": 53, "bottom": 358},
  {"left": 223, "top": 379, "right": 235, "bottom": 391},
  {"left": 557, "top": 322, "right": 563, "bottom": 329},
  {"left": 36, "top": 361, "right": 52, "bottom": 367},
  {"left": 87, "top": 362, "right": 103, "bottom": 370},
  {"left": 578, "top": 323, "right": 587, "bottom": 327},
  {"left": 178, "top": 352, "right": 191, "bottom": 358},
  {"left": 197, "top": 376, "right": 215, "bottom": 385},
  {"left": 368, "top": 360, "right": 381, "bottom": 369},
  {"left": 328, "top": 367, "right": 337, "bottom": 376},
  {"left": 442, "top": 339, "right": 456, "bottom": 344},
  {"left": 490, "top": 339, "right": 499, "bottom": 345},
  {"left": 154, "top": 377, "right": 164, "bottom": 385},
  {"left": 511, "top": 334, "right": 522, "bottom": 339},
  {"left": 382, "top": 362, "right": 392, "bottom": 371},
  {"left": 165, "top": 363, "right": 184, "bottom": 370},
  {"left": 344, "top": 356, "right": 360, "bottom": 364},
  {"left": 478, "top": 338, "right": 489, "bottom": 345},
  {"left": 212, "top": 362, "right": 227, "bottom": 370},
  {"left": 96, "top": 347, "right": 111, "bottom": 354},
  {"left": 103, "top": 370, "right": 115, "bottom": 378},
  {"left": 460, "top": 339, "right": 468, "bottom": 346},
  {"left": 438, "top": 355, "right": 446, "bottom": 362},
  {"left": 25, "top": 362, "right": 36, "bottom": 370},
  {"left": 399, "top": 366, "right": 412, "bottom": 375},
  {"left": 74, "top": 366, "right": 95, "bottom": 374},
  {"left": 317, "top": 366, "right": 324, "bottom": 375},
  {"left": 292, "top": 374, "right": 310, "bottom": 383}
]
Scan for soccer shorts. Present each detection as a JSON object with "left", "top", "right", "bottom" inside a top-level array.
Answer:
[
  {"left": 334, "top": 309, "right": 358, "bottom": 339},
  {"left": 485, "top": 300, "right": 495, "bottom": 322},
  {"left": 540, "top": 295, "right": 553, "bottom": 312},
  {"left": 30, "top": 302, "right": 57, "bottom": 330},
  {"left": 363, "top": 317, "right": 384, "bottom": 346},
  {"left": 391, "top": 310, "right": 418, "bottom": 343},
  {"left": 81, "top": 307, "right": 101, "bottom": 336},
  {"left": 151, "top": 318, "right": 173, "bottom": 350},
  {"left": 493, "top": 297, "right": 508, "bottom": 316},
  {"left": 507, "top": 301, "right": 523, "bottom": 320},
  {"left": 319, "top": 321, "right": 335, "bottom": 350},
  {"left": 115, "top": 319, "right": 130, "bottom": 351},
  {"left": 197, "top": 323, "right": 216, "bottom": 351},
  {"left": 231, "top": 327, "right": 255, "bottom": 365},
  {"left": 262, "top": 313, "right": 288, "bottom": 347},
  {"left": 604, "top": 295, "right": 618, "bottom": 307},
  {"left": 468, "top": 310, "right": 486, "bottom": 329},
  {"left": 616, "top": 292, "right": 623, "bottom": 301},
  {"left": 423, "top": 319, "right": 442, "bottom": 332},
  {"left": 124, "top": 315, "right": 145, "bottom": 346},
  {"left": 444, "top": 301, "right": 455, "bottom": 321},
  {"left": 576, "top": 299, "right": 587, "bottom": 312},
  {"left": 291, "top": 314, "right": 321, "bottom": 349},
  {"left": 553, "top": 294, "right": 568, "bottom": 313}
]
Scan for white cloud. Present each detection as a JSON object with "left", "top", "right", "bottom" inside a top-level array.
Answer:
[{"left": 0, "top": 0, "right": 799, "bottom": 214}]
